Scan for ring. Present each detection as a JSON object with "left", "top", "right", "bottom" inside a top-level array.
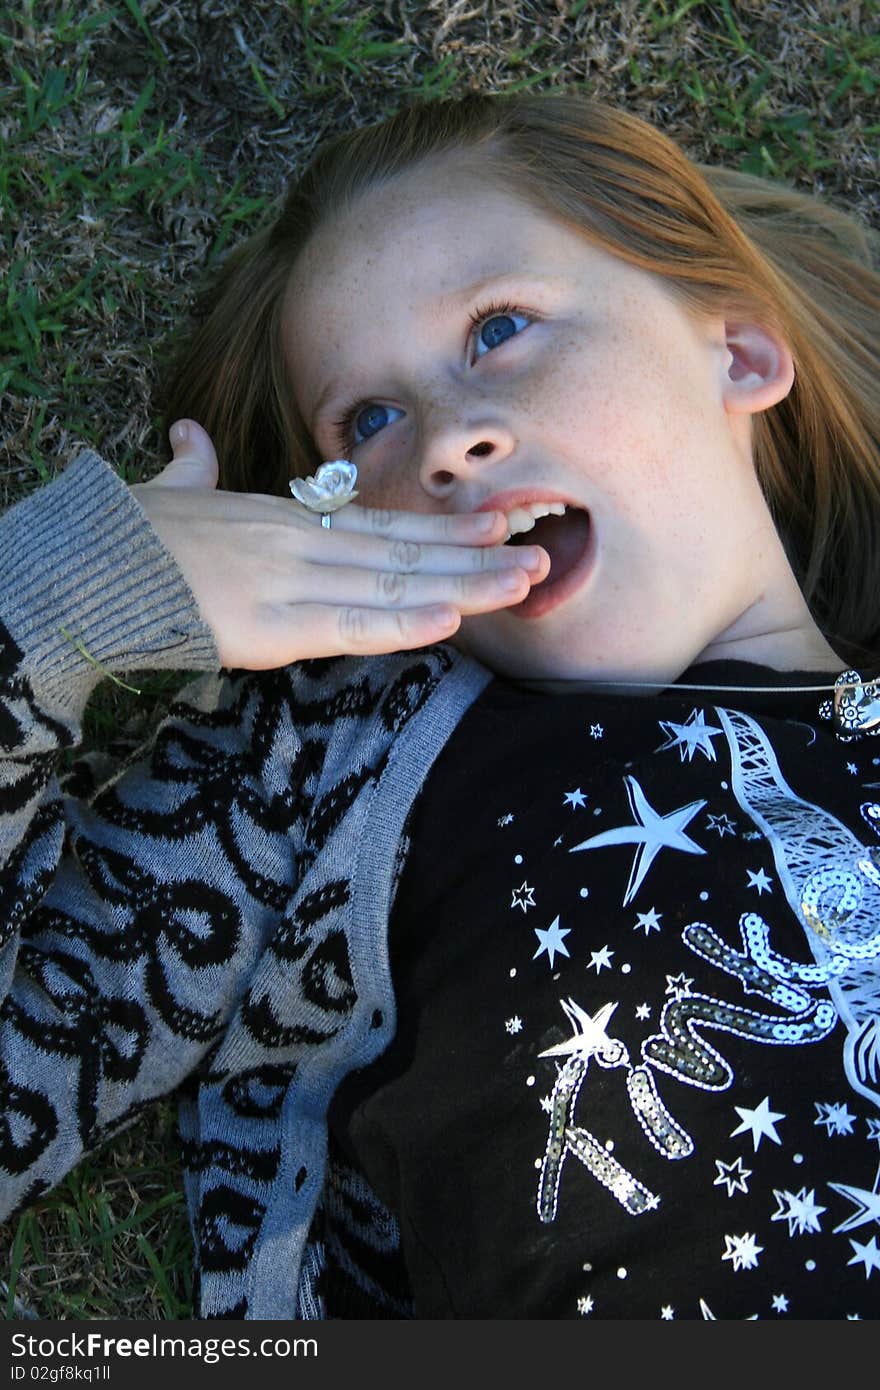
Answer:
[{"left": 289, "top": 460, "right": 359, "bottom": 522}]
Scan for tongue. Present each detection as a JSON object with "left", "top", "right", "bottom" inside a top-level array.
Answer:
[{"left": 511, "top": 510, "right": 590, "bottom": 584}]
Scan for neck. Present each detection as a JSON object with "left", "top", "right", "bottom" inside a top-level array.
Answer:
[
  {"left": 693, "top": 625, "right": 843, "bottom": 675},
  {"left": 513, "top": 621, "right": 845, "bottom": 698}
]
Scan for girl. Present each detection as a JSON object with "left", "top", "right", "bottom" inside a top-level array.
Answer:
[{"left": 1, "top": 94, "right": 879, "bottom": 1320}]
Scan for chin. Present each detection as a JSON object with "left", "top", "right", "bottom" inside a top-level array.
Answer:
[{"left": 448, "top": 622, "right": 582, "bottom": 682}]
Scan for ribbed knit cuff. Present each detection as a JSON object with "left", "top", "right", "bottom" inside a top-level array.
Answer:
[{"left": 0, "top": 450, "right": 220, "bottom": 713}]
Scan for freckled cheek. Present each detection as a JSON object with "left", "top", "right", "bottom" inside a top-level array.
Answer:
[
  {"left": 545, "top": 345, "right": 691, "bottom": 500},
  {"left": 349, "top": 455, "right": 429, "bottom": 515},
  {"left": 358, "top": 477, "right": 421, "bottom": 512},
  {"left": 531, "top": 349, "right": 653, "bottom": 475}
]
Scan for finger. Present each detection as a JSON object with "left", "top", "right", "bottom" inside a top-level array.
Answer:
[
  {"left": 150, "top": 419, "right": 220, "bottom": 489},
  {"left": 285, "top": 562, "right": 535, "bottom": 615},
  {"left": 307, "top": 531, "right": 549, "bottom": 579},
  {"left": 264, "top": 602, "right": 463, "bottom": 662},
  {"left": 292, "top": 499, "right": 510, "bottom": 547}
]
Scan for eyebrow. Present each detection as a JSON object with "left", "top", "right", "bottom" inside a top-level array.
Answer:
[
  {"left": 309, "top": 271, "right": 565, "bottom": 430},
  {"left": 427, "top": 270, "right": 547, "bottom": 317}
]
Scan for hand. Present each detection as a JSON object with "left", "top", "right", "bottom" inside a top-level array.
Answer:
[{"left": 130, "top": 420, "right": 550, "bottom": 670}]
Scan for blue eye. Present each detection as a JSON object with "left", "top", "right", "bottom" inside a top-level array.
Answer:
[
  {"left": 349, "top": 402, "right": 404, "bottom": 444},
  {"left": 356, "top": 404, "right": 389, "bottom": 440},
  {"left": 473, "top": 309, "right": 530, "bottom": 359}
]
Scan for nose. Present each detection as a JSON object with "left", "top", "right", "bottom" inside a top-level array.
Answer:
[{"left": 417, "top": 414, "right": 517, "bottom": 499}]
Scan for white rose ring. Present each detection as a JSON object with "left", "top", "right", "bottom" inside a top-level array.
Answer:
[{"left": 289, "top": 460, "right": 359, "bottom": 528}]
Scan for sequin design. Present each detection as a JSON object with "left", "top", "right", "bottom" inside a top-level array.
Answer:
[{"left": 821, "top": 670, "right": 880, "bottom": 742}]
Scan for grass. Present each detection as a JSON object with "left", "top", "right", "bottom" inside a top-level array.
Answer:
[
  {"left": 1, "top": 0, "right": 877, "bottom": 1320},
  {"left": 3, "top": 1106, "right": 192, "bottom": 1319}
]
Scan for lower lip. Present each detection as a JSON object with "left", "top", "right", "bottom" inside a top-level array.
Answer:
[{"left": 509, "top": 516, "right": 596, "bottom": 620}]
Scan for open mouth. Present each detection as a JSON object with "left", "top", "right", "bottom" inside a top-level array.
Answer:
[{"left": 504, "top": 503, "right": 593, "bottom": 618}]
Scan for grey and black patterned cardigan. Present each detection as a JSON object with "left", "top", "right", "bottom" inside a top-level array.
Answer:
[{"left": 0, "top": 452, "right": 492, "bottom": 1318}]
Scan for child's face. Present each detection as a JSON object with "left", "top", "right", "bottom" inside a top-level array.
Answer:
[{"left": 284, "top": 159, "right": 821, "bottom": 683}]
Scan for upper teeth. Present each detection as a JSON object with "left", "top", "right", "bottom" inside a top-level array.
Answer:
[{"left": 504, "top": 501, "right": 566, "bottom": 541}]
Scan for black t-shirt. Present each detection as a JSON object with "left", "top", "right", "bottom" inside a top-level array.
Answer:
[{"left": 329, "top": 664, "right": 880, "bottom": 1318}]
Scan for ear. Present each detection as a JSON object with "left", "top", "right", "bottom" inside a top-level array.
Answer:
[{"left": 721, "top": 320, "right": 794, "bottom": 415}]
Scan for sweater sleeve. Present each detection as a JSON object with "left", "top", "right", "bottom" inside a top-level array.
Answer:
[{"left": 0, "top": 454, "right": 301, "bottom": 1217}]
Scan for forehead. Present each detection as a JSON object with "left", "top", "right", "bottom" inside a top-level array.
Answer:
[
  {"left": 281, "top": 160, "right": 606, "bottom": 418},
  {"left": 286, "top": 160, "right": 568, "bottom": 310}
]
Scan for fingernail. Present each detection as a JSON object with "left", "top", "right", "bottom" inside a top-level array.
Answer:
[
  {"left": 170, "top": 421, "right": 189, "bottom": 446},
  {"left": 498, "top": 568, "right": 528, "bottom": 590},
  {"left": 428, "top": 605, "right": 458, "bottom": 627},
  {"left": 473, "top": 510, "right": 502, "bottom": 533},
  {"left": 516, "top": 547, "right": 545, "bottom": 572}
]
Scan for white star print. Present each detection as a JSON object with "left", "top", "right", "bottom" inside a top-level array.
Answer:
[
  {"left": 746, "top": 867, "right": 773, "bottom": 895},
  {"left": 815, "top": 1100, "right": 856, "bottom": 1135},
  {"left": 590, "top": 724, "right": 604, "bottom": 739},
  {"left": 588, "top": 945, "right": 614, "bottom": 973},
  {"left": 577, "top": 1294, "right": 594, "bottom": 1315},
  {"left": 714, "top": 1156, "right": 752, "bottom": 1197},
  {"left": 847, "top": 1234, "right": 880, "bottom": 1278},
  {"left": 665, "top": 971, "right": 693, "bottom": 999},
  {"left": 730, "top": 1096, "right": 785, "bottom": 1151},
  {"left": 497, "top": 813, "right": 515, "bottom": 827},
  {"left": 771, "top": 1187, "right": 826, "bottom": 1236},
  {"left": 660, "top": 1305, "right": 674, "bottom": 1319},
  {"left": 722, "top": 1232, "right": 763, "bottom": 1271},
  {"left": 771, "top": 1293, "right": 789, "bottom": 1313},
  {"left": 698, "top": 1301, "right": 760, "bottom": 1320},
  {"left": 706, "top": 812, "right": 737, "bottom": 837},
  {"left": 538, "top": 999, "right": 622, "bottom": 1064},
  {"left": 657, "top": 708, "right": 724, "bottom": 762},
  {"left": 847, "top": 762, "right": 858, "bottom": 775},
  {"left": 533, "top": 916, "right": 571, "bottom": 969},
  {"left": 510, "top": 881, "right": 536, "bottom": 913},
  {"left": 635, "top": 1003, "right": 651, "bottom": 1020},
  {"left": 570, "top": 774, "right": 706, "bottom": 906},
  {"left": 634, "top": 906, "right": 662, "bottom": 935},
  {"left": 564, "top": 788, "right": 587, "bottom": 809},
  {"left": 505, "top": 1016, "right": 523, "bottom": 1035},
  {"left": 827, "top": 1181, "right": 880, "bottom": 1232}
]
